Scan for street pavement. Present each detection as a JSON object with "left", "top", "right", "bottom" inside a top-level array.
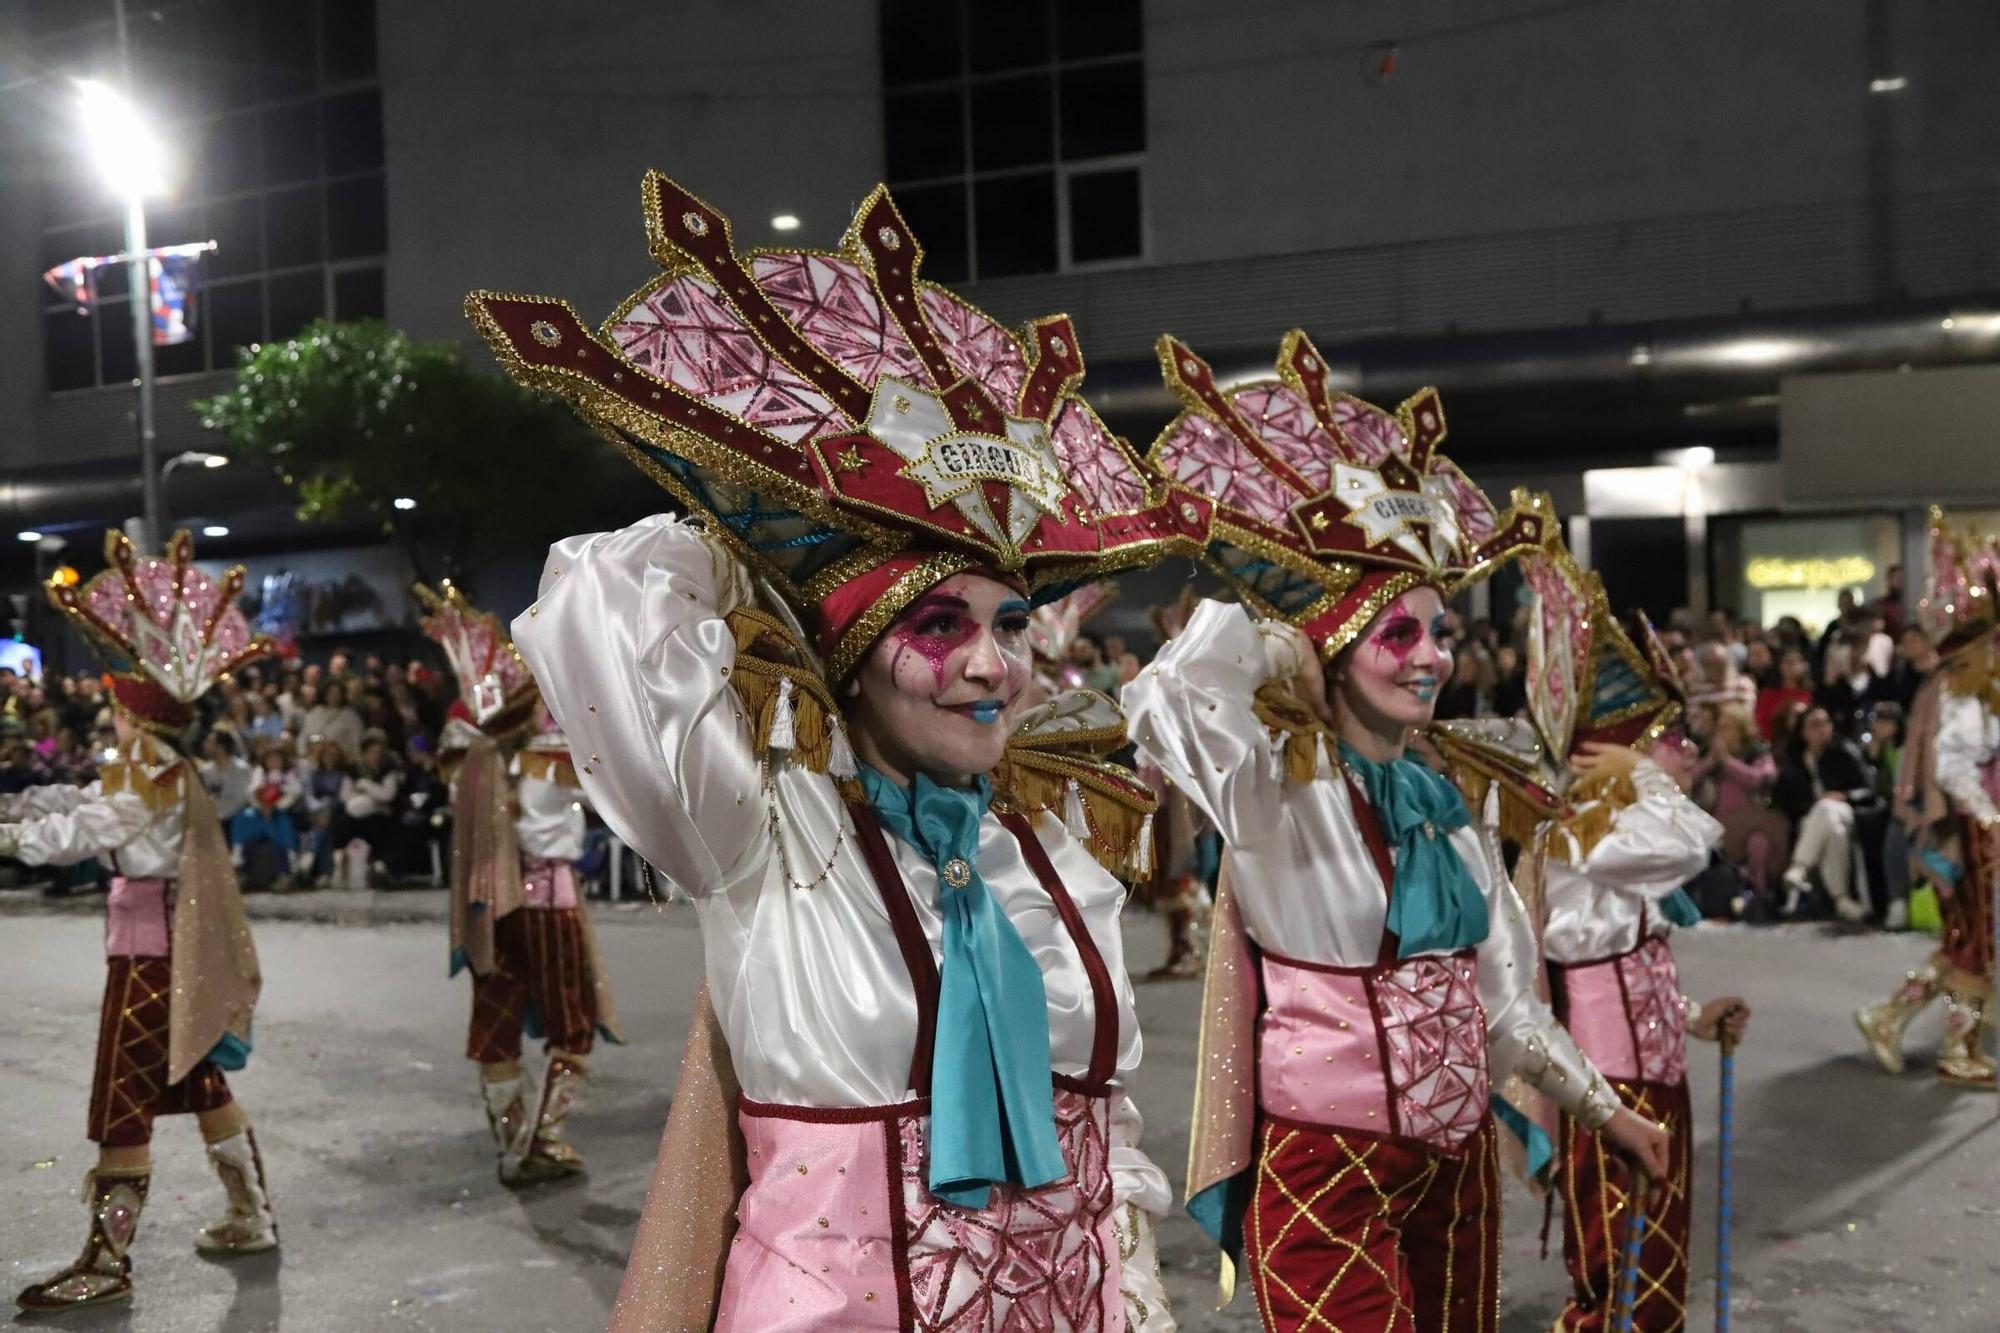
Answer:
[{"left": 3, "top": 891, "right": 1998, "bottom": 1331}]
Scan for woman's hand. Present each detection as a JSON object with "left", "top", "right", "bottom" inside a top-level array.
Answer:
[
  {"left": 1602, "top": 1106, "right": 1672, "bottom": 1188},
  {"left": 1570, "top": 741, "right": 1640, "bottom": 783},
  {"left": 1690, "top": 997, "right": 1750, "bottom": 1043}
]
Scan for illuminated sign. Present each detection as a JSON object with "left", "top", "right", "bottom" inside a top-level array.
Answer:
[{"left": 1744, "top": 556, "right": 1876, "bottom": 590}]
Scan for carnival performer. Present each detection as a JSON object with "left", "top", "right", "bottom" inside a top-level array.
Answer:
[
  {"left": 1124, "top": 333, "right": 1670, "bottom": 1333},
  {"left": 1854, "top": 513, "right": 2000, "bottom": 1088},
  {"left": 417, "top": 582, "right": 621, "bottom": 1185},
  {"left": 1504, "top": 499, "right": 1749, "bottom": 1331},
  {"left": 1136, "top": 588, "right": 1215, "bottom": 980},
  {"left": 1026, "top": 580, "right": 1116, "bottom": 698},
  {"left": 469, "top": 172, "right": 1211, "bottom": 1330},
  {"left": 8, "top": 531, "right": 276, "bottom": 1313}
]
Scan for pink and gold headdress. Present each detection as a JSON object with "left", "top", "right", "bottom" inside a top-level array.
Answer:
[
  {"left": 467, "top": 172, "right": 1209, "bottom": 681},
  {"left": 1148, "top": 331, "right": 1542, "bottom": 658},
  {"left": 49, "top": 529, "right": 272, "bottom": 736},
  {"left": 413, "top": 581, "right": 540, "bottom": 740}
]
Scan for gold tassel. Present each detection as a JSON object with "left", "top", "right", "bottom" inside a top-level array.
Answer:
[
  {"left": 1251, "top": 680, "right": 1329, "bottom": 787},
  {"left": 1549, "top": 771, "right": 1638, "bottom": 864}
]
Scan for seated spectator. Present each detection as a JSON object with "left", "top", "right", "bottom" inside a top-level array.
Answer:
[
  {"left": 230, "top": 749, "right": 303, "bottom": 882},
  {"left": 1861, "top": 701, "right": 1911, "bottom": 928},
  {"left": 299, "top": 738, "right": 353, "bottom": 883},
  {"left": 1774, "top": 706, "right": 1878, "bottom": 921},
  {"left": 339, "top": 734, "right": 403, "bottom": 885},
  {"left": 1756, "top": 648, "right": 1815, "bottom": 742},
  {"left": 1691, "top": 706, "right": 1789, "bottom": 899},
  {"left": 202, "top": 729, "right": 256, "bottom": 825}
]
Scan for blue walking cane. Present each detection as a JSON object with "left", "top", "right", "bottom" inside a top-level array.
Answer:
[
  {"left": 1716, "top": 1006, "right": 1743, "bottom": 1332},
  {"left": 1612, "top": 1166, "right": 1652, "bottom": 1333}
]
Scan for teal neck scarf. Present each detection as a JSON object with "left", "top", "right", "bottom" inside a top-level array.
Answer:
[
  {"left": 858, "top": 764, "right": 1066, "bottom": 1207},
  {"left": 1659, "top": 888, "right": 1703, "bottom": 928},
  {"left": 1338, "top": 741, "right": 1489, "bottom": 958}
]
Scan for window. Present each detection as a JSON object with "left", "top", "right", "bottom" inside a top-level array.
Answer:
[
  {"left": 35, "top": 0, "right": 386, "bottom": 391},
  {"left": 880, "top": 0, "right": 1144, "bottom": 282}
]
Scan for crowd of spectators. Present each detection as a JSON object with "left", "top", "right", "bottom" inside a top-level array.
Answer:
[{"left": 0, "top": 650, "right": 461, "bottom": 893}]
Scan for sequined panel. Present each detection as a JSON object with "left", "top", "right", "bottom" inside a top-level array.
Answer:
[
  {"left": 1375, "top": 955, "right": 1491, "bottom": 1152},
  {"left": 900, "top": 1088, "right": 1117, "bottom": 1332},
  {"left": 612, "top": 275, "right": 845, "bottom": 444},
  {"left": 1429, "top": 459, "right": 1500, "bottom": 545},
  {"left": 751, "top": 253, "right": 927, "bottom": 388},
  {"left": 1231, "top": 384, "right": 1333, "bottom": 493},
  {"left": 89, "top": 956, "right": 232, "bottom": 1147},
  {"left": 1526, "top": 555, "right": 1591, "bottom": 752},
  {"left": 1330, "top": 395, "right": 1406, "bottom": 464},
  {"left": 1614, "top": 937, "right": 1688, "bottom": 1086},
  {"left": 1156, "top": 415, "right": 1297, "bottom": 527},
  {"left": 1051, "top": 401, "right": 1146, "bottom": 515},
  {"left": 917, "top": 286, "right": 1027, "bottom": 407}
]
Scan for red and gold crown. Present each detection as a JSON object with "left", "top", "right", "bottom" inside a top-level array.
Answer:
[
  {"left": 1514, "top": 492, "right": 1683, "bottom": 757},
  {"left": 48, "top": 529, "right": 273, "bottom": 736},
  {"left": 1147, "top": 332, "right": 1543, "bottom": 658},
  {"left": 413, "top": 581, "right": 541, "bottom": 739},
  {"left": 1921, "top": 507, "right": 2000, "bottom": 661},
  {"left": 466, "top": 172, "right": 1210, "bottom": 681}
]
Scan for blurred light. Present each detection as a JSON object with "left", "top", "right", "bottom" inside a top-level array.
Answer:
[
  {"left": 15, "top": 531, "right": 41, "bottom": 543},
  {"left": 1664, "top": 446, "right": 1715, "bottom": 470},
  {"left": 202, "top": 452, "right": 228, "bottom": 468},
  {"left": 1943, "top": 312, "right": 2000, "bottom": 336},
  {"left": 74, "top": 79, "right": 167, "bottom": 200},
  {"left": 1628, "top": 343, "right": 1653, "bottom": 367},
  {"left": 1707, "top": 336, "right": 1807, "bottom": 367},
  {"left": 50, "top": 566, "right": 81, "bottom": 588},
  {"left": 201, "top": 524, "right": 230, "bottom": 537},
  {"left": 771, "top": 213, "right": 801, "bottom": 232},
  {"left": 393, "top": 496, "right": 418, "bottom": 511},
  {"left": 1868, "top": 76, "right": 1908, "bottom": 94}
]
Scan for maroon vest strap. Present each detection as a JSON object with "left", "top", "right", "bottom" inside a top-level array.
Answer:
[
  {"left": 998, "top": 809, "right": 1121, "bottom": 1088},
  {"left": 845, "top": 801, "right": 939, "bottom": 1096},
  {"left": 1342, "top": 773, "right": 1403, "bottom": 966}
]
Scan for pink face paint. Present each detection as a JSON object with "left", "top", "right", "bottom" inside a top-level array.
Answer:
[{"left": 886, "top": 593, "right": 978, "bottom": 690}]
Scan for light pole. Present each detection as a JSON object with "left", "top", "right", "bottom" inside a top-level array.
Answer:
[{"left": 75, "top": 45, "right": 169, "bottom": 552}]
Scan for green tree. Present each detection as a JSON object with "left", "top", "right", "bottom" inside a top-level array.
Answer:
[{"left": 194, "top": 319, "right": 609, "bottom": 587}]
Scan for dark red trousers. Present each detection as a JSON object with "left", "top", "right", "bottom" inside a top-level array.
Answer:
[
  {"left": 1248, "top": 1116, "right": 1500, "bottom": 1333},
  {"left": 88, "top": 956, "right": 232, "bottom": 1147},
  {"left": 466, "top": 907, "right": 598, "bottom": 1062},
  {"left": 1556, "top": 1078, "right": 1694, "bottom": 1332}
]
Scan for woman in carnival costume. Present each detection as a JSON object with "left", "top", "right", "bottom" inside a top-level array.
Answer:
[
  {"left": 417, "top": 582, "right": 621, "bottom": 1185},
  {"left": 1854, "top": 513, "right": 2000, "bottom": 1088},
  {"left": 1502, "top": 498, "right": 1749, "bottom": 1332},
  {"left": 1122, "top": 334, "right": 1671, "bottom": 1332},
  {"left": 9, "top": 532, "right": 277, "bottom": 1312},
  {"left": 467, "top": 171, "right": 1209, "bottom": 1330}
]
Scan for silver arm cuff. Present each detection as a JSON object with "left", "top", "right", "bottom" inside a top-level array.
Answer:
[{"left": 1513, "top": 1026, "right": 1623, "bottom": 1131}]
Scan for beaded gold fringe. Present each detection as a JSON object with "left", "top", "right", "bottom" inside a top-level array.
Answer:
[
  {"left": 1549, "top": 770, "right": 1639, "bottom": 863},
  {"left": 517, "top": 749, "right": 580, "bottom": 790},
  {"left": 1943, "top": 636, "right": 2000, "bottom": 711},
  {"left": 725, "top": 608, "right": 847, "bottom": 774},
  {"left": 991, "top": 748, "right": 1157, "bottom": 876},
  {"left": 1251, "top": 680, "right": 1329, "bottom": 785}
]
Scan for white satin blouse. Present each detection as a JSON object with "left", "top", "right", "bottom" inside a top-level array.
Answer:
[
  {"left": 1540, "top": 762, "right": 1723, "bottom": 965},
  {"left": 514, "top": 768, "right": 586, "bottom": 862},
  {"left": 3, "top": 779, "right": 184, "bottom": 879},
  {"left": 1935, "top": 692, "right": 2000, "bottom": 824},
  {"left": 1124, "top": 597, "right": 1621, "bottom": 1125},
  {"left": 511, "top": 515, "right": 1169, "bottom": 1214}
]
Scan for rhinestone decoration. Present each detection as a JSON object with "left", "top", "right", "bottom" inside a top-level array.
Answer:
[
  {"left": 941, "top": 858, "right": 972, "bottom": 889},
  {"left": 877, "top": 225, "right": 902, "bottom": 250},
  {"left": 530, "top": 320, "right": 562, "bottom": 348},
  {"left": 1050, "top": 335, "right": 1069, "bottom": 356},
  {"left": 682, "top": 211, "right": 709, "bottom": 236}
]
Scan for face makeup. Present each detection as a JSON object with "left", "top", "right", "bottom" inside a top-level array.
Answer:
[{"left": 1331, "top": 586, "right": 1455, "bottom": 753}]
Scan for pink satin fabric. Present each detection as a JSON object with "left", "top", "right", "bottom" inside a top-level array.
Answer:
[
  {"left": 1559, "top": 936, "right": 1688, "bottom": 1085},
  {"left": 1260, "top": 951, "right": 1491, "bottom": 1153},
  {"left": 520, "top": 858, "right": 579, "bottom": 910},
  {"left": 105, "top": 876, "right": 171, "bottom": 958},
  {"left": 716, "top": 1087, "right": 1118, "bottom": 1332}
]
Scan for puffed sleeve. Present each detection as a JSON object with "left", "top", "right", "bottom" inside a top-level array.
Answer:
[
  {"left": 1123, "top": 598, "right": 1295, "bottom": 847},
  {"left": 0, "top": 783, "right": 95, "bottom": 820},
  {"left": 1462, "top": 825, "right": 1623, "bottom": 1129},
  {"left": 1934, "top": 693, "right": 2000, "bottom": 824},
  {"left": 1577, "top": 760, "right": 1723, "bottom": 893},
  {"left": 2, "top": 786, "right": 152, "bottom": 867},
  {"left": 512, "top": 515, "right": 767, "bottom": 896}
]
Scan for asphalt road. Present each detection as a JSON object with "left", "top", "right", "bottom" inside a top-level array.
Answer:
[{"left": 2, "top": 895, "right": 1997, "bottom": 1331}]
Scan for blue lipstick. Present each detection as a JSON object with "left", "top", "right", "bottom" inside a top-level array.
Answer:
[{"left": 966, "top": 700, "right": 1003, "bottom": 724}]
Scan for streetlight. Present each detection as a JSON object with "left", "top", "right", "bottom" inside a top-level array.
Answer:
[
  {"left": 163, "top": 449, "right": 229, "bottom": 477},
  {"left": 74, "top": 71, "right": 169, "bottom": 554}
]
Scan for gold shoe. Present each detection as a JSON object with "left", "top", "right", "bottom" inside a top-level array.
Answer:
[
  {"left": 1853, "top": 959, "right": 1945, "bottom": 1075},
  {"left": 518, "top": 1053, "right": 589, "bottom": 1183},
  {"left": 1938, "top": 989, "right": 1999, "bottom": 1090},
  {"left": 16, "top": 1168, "right": 148, "bottom": 1312},
  {"left": 196, "top": 1129, "right": 278, "bottom": 1254}
]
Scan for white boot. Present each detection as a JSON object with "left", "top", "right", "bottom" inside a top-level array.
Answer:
[
  {"left": 481, "top": 1071, "right": 536, "bottom": 1185},
  {"left": 196, "top": 1129, "right": 277, "bottom": 1254}
]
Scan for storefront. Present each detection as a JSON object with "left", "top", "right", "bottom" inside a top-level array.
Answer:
[{"left": 1709, "top": 512, "right": 1903, "bottom": 633}]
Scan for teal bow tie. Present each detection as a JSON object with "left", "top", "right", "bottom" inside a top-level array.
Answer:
[
  {"left": 1339, "top": 742, "right": 1490, "bottom": 958},
  {"left": 859, "top": 765, "right": 1066, "bottom": 1207}
]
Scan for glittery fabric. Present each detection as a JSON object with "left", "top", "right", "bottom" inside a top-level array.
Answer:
[
  {"left": 1248, "top": 1116, "right": 1500, "bottom": 1333},
  {"left": 1941, "top": 813, "right": 1996, "bottom": 985},
  {"left": 1377, "top": 953, "right": 1492, "bottom": 1153},
  {"left": 88, "top": 956, "right": 232, "bottom": 1146},
  {"left": 166, "top": 777, "right": 260, "bottom": 1085},
  {"left": 1185, "top": 870, "right": 1261, "bottom": 1236},
  {"left": 1555, "top": 1079, "right": 1693, "bottom": 1332},
  {"left": 448, "top": 735, "right": 524, "bottom": 980},
  {"left": 466, "top": 907, "right": 598, "bottom": 1061},
  {"left": 900, "top": 1087, "right": 1117, "bottom": 1331},
  {"left": 610, "top": 985, "right": 746, "bottom": 1333}
]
